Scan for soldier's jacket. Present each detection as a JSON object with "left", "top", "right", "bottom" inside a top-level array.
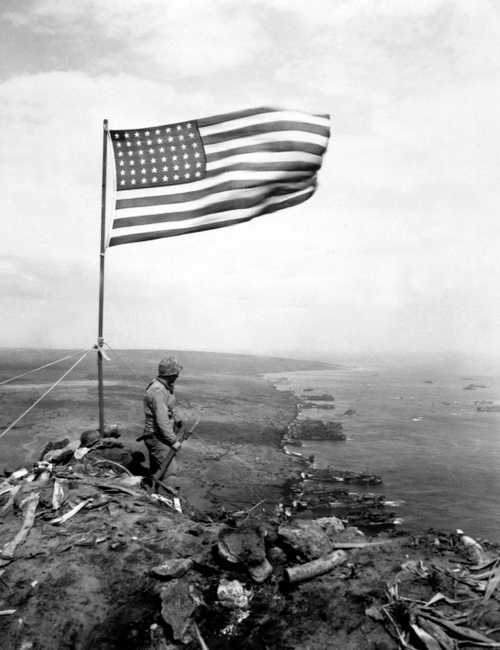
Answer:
[{"left": 143, "top": 378, "right": 178, "bottom": 447}]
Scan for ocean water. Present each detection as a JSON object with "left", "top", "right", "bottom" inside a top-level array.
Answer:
[{"left": 266, "top": 361, "right": 500, "bottom": 541}]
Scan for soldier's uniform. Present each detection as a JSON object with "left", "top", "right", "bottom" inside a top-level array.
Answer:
[{"left": 142, "top": 356, "right": 183, "bottom": 477}]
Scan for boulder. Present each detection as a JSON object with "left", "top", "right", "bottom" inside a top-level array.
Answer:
[
  {"left": 151, "top": 558, "right": 193, "bottom": 580},
  {"left": 268, "top": 546, "right": 288, "bottom": 565},
  {"left": 248, "top": 558, "right": 273, "bottom": 583},
  {"left": 160, "top": 578, "right": 200, "bottom": 643},
  {"left": 217, "top": 578, "right": 251, "bottom": 610},
  {"left": 278, "top": 516, "right": 345, "bottom": 560},
  {"left": 217, "top": 523, "right": 266, "bottom": 566}
]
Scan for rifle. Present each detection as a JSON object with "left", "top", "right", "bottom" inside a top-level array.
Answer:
[{"left": 153, "top": 418, "right": 200, "bottom": 486}]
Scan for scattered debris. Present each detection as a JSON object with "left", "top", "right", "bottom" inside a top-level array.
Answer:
[
  {"left": 51, "top": 479, "right": 66, "bottom": 510},
  {"left": 458, "top": 530, "right": 490, "bottom": 565},
  {"left": 151, "top": 493, "right": 183, "bottom": 513},
  {"left": 285, "top": 469, "right": 397, "bottom": 530},
  {"left": 1, "top": 428, "right": 500, "bottom": 650},
  {"left": 368, "top": 531, "right": 500, "bottom": 649},
  {"left": 8, "top": 468, "right": 29, "bottom": 482},
  {"left": 49, "top": 499, "right": 92, "bottom": 525},
  {"left": 1, "top": 492, "right": 39, "bottom": 571}
]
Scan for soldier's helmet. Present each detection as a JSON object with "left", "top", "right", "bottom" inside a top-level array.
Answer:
[{"left": 158, "top": 356, "right": 183, "bottom": 377}]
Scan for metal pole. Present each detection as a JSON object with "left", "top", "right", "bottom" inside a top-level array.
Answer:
[{"left": 97, "top": 118, "right": 109, "bottom": 433}]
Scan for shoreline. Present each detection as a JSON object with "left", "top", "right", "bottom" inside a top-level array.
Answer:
[
  {"left": 264, "top": 364, "right": 500, "bottom": 544},
  {"left": 263, "top": 372, "right": 403, "bottom": 533},
  {"left": 2, "top": 356, "right": 500, "bottom": 648}
]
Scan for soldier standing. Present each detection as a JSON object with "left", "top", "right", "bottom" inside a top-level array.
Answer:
[{"left": 142, "top": 356, "right": 183, "bottom": 480}]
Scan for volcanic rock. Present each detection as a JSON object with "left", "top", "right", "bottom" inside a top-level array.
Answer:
[
  {"left": 160, "top": 578, "right": 200, "bottom": 642},
  {"left": 278, "top": 516, "right": 345, "bottom": 560},
  {"left": 151, "top": 558, "right": 193, "bottom": 580},
  {"left": 248, "top": 558, "right": 273, "bottom": 583},
  {"left": 217, "top": 578, "right": 251, "bottom": 610},
  {"left": 217, "top": 523, "right": 266, "bottom": 566}
]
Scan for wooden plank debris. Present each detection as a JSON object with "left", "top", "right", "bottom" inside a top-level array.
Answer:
[
  {"left": 49, "top": 499, "right": 92, "bottom": 525},
  {"left": 1, "top": 492, "right": 39, "bottom": 561}
]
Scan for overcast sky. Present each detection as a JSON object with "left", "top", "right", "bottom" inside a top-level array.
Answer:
[{"left": 1, "top": 0, "right": 499, "bottom": 360}]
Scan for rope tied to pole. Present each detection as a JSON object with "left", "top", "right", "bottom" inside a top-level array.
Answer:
[
  {"left": 0, "top": 349, "right": 91, "bottom": 441},
  {"left": 0, "top": 350, "right": 88, "bottom": 386},
  {"left": 104, "top": 343, "right": 149, "bottom": 385}
]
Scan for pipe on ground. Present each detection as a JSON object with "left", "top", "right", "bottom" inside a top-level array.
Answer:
[{"left": 285, "top": 550, "right": 348, "bottom": 584}]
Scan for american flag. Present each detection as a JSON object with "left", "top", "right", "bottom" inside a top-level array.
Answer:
[{"left": 108, "top": 107, "right": 330, "bottom": 247}]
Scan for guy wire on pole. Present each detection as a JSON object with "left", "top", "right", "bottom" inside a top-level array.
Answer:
[{"left": 0, "top": 349, "right": 92, "bottom": 440}]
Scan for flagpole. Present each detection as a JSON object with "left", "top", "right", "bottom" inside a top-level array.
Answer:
[{"left": 97, "top": 118, "right": 109, "bottom": 433}]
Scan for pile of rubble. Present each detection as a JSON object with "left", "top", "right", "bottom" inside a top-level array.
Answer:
[
  {"left": 2, "top": 430, "right": 500, "bottom": 649},
  {"left": 0, "top": 427, "right": 385, "bottom": 648},
  {"left": 367, "top": 531, "right": 500, "bottom": 649}
]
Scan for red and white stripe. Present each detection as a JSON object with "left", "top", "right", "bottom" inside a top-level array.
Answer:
[{"left": 108, "top": 107, "right": 330, "bottom": 246}]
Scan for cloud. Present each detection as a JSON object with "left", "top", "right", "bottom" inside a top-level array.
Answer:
[
  {"left": 3, "top": 0, "right": 270, "bottom": 78},
  {"left": 0, "top": 0, "right": 499, "bottom": 358},
  {"left": 0, "top": 71, "right": 205, "bottom": 261}
]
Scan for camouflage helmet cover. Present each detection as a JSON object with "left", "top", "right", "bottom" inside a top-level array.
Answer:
[{"left": 158, "top": 355, "right": 183, "bottom": 377}]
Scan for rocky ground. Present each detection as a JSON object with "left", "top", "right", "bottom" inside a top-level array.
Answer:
[{"left": 1, "top": 350, "right": 500, "bottom": 649}]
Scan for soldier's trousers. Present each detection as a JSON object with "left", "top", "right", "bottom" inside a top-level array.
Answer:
[{"left": 144, "top": 436, "right": 178, "bottom": 481}]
